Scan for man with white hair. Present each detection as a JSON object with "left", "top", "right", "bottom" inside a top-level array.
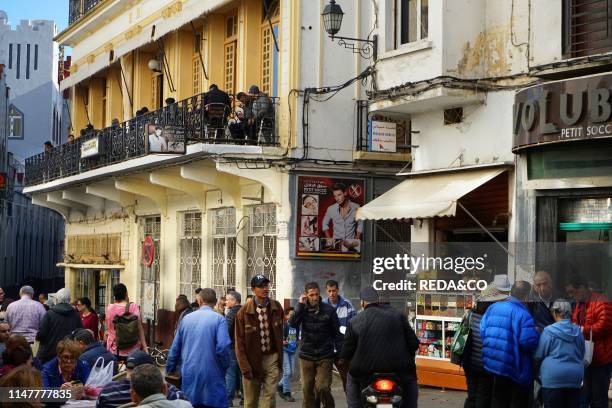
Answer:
[
  {"left": 36, "top": 288, "right": 83, "bottom": 363},
  {"left": 6, "top": 285, "right": 46, "bottom": 344}
]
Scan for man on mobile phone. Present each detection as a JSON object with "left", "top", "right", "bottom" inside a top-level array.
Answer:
[{"left": 289, "top": 282, "right": 342, "bottom": 408}]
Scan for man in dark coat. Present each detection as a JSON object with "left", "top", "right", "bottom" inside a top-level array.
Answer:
[
  {"left": 289, "top": 282, "right": 342, "bottom": 408},
  {"left": 74, "top": 328, "right": 117, "bottom": 374},
  {"left": 203, "top": 84, "right": 231, "bottom": 111},
  {"left": 36, "top": 288, "right": 82, "bottom": 363},
  {"left": 339, "top": 286, "right": 420, "bottom": 408}
]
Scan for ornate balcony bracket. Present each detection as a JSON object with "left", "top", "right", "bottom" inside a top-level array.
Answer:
[{"left": 329, "top": 34, "right": 378, "bottom": 60}]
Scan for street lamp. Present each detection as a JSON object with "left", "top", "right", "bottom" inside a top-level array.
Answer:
[{"left": 322, "top": 0, "right": 378, "bottom": 60}]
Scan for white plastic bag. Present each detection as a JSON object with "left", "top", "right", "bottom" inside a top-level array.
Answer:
[
  {"left": 85, "top": 357, "right": 114, "bottom": 397},
  {"left": 584, "top": 328, "right": 594, "bottom": 367}
]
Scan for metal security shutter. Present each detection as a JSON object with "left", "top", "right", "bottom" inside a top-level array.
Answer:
[{"left": 564, "top": 0, "right": 612, "bottom": 57}]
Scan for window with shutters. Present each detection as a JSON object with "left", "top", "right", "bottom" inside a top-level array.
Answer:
[
  {"left": 179, "top": 212, "right": 202, "bottom": 296},
  {"left": 224, "top": 11, "right": 238, "bottom": 94},
  {"left": 563, "top": 0, "right": 612, "bottom": 58},
  {"left": 261, "top": 1, "right": 280, "bottom": 96},
  {"left": 211, "top": 208, "right": 237, "bottom": 296},
  {"left": 193, "top": 33, "right": 202, "bottom": 96},
  {"left": 246, "top": 204, "right": 277, "bottom": 299}
]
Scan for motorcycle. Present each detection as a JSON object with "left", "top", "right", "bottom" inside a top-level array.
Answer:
[{"left": 361, "top": 374, "right": 403, "bottom": 408}]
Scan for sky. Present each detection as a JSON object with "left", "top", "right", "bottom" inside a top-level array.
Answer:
[{"left": 0, "top": 0, "right": 69, "bottom": 32}]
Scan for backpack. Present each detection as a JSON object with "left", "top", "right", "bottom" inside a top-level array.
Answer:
[
  {"left": 450, "top": 309, "right": 472, "bottom": 366},
  {"left": 112, "top": 303, "right": 140, "bottom": 351}
]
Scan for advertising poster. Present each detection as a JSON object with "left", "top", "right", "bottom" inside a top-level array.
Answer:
[
  {"left": 145, "top": 123, "right": 186, "bottom": 154},
  {"left": 296, "top": 175, "right": 365, "bottom": 259}
]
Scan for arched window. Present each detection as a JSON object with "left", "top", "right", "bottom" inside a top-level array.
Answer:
[{"left": 8, "top": 105, "right": 24, "bottom": 139}]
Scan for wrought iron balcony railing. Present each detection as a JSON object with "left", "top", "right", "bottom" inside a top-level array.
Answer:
[
  {"left": 25, "top": 92, "right": 280, "bottom": 187},
  {"left": 69, "top": 0, "right": 104, "bottom": 26},
  {"left": 355, "top": 100, "right": 412, "bottom": 154}
]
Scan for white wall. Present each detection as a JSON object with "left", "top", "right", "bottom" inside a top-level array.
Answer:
[
  {"left": 411, "top": 91, "right": 515, "bottom": 172},
  {"left": 0, "top": 18, "right": 57, "bottom": 91},
  {"left": 291, "top": 0, "right": 373, "bottom": 162},
  {"left": 0, "top": 14, "right": 63, "bottom": 160},
  {"left": 530, "top": 0, "right": 563, "bottom": 66}
]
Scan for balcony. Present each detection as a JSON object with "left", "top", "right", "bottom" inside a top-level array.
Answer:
[
  {"left": 353, "top": 100, "right": 412, "bottom": 163},
  {"left": 69, "top": 0, "right": 104, "bottom": 26},
  {"left": 25, "top": 92, "right": 280, "bottom": 187}
]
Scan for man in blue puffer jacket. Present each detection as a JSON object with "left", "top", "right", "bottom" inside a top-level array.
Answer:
[{"left": 480, "top": 276, "right": 540, "bottom": 408}]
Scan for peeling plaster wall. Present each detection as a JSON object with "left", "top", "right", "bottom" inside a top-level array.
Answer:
[
  {"left": 374, "top": 0, "right": 535, "bottom": 88},
  {"left": 445, "top": 0, "right": 529, "bottom": 78}
]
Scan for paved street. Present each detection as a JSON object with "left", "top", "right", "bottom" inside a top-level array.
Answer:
[{"left": 266, "top": 376, "right": 467, "bottom": 408}]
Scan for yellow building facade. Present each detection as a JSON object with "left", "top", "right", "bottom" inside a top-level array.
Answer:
[
  {"left": 28, "top": 0, "right": 300, "bottom": 320},
  {"left": 25, "top": 0, "right": 409, "bottom": 343}
]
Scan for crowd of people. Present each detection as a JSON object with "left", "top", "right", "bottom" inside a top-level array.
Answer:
[
  {"left": 0, "top": 285, "right": 119, "bottom": 406},
  {"left": 0, "top": 270, "right": 610, "bottom": 408},
  {"left": 458, "top": 271, "right": 612, "bottom": 408},
  {"left": 0, "top": 276, "right": 403, "bottom": 408},
  {"left": 162, "top": 275, "right": 418, "bottom": 408}
]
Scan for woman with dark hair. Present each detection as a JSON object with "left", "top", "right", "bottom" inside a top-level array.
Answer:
[
  {"left": 0, "top": 365, "right": 44, "bottom": 408},
  {"left": 105, "top": 283, "right": 147, "bottom": 359},
  {"left": 0, "top": 335, "right": 41, "bottom": 377},
  {"left": 76, "top": 297, "right": 99, "bottom": 340}
]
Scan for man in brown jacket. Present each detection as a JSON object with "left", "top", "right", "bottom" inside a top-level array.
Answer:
[{"left": 235, "top": 274, "right": 284, "bottom": 408}]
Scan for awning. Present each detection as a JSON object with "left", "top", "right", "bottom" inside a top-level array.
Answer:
[
  {"left": 60, "top": 51, "right": 111, "bottom": 91},
  {"left": 57, "top": 263, "right": 125, "bottom": 269},
  {"left": 357, "top": 167, "right": 508, "bottom": 220},
  {"left": 60, "top": 0, "right": 234, "bottom": 91}
]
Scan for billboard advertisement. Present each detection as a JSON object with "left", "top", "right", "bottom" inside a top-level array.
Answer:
[{"left": 296, "top": 175, "right": 365, "bottom": 259}]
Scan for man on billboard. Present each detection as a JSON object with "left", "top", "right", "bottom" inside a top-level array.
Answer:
[
  {"left": 147, "top": 124, "right": 168, "bottom": 153},
  {"left": 322, "top": 183, "right": 363, "bottom": 253}
]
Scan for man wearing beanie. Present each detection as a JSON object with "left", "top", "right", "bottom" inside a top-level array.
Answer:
[{"left": 339, "top": 286, "right": 420, "bottom": 408}]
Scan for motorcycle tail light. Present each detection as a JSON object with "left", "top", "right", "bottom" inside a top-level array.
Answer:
[{"left": 373, "top": 379, "right": 395, "bottom": 392}]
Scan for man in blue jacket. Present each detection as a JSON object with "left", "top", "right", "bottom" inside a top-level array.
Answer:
[
  {"left": 167, "top": 288, "right": 231, "bottom": 408},
  {"left": 74, "top": 328, "right": 118, "bottom": 374},
  {"left": 480, "top": 276, "right": 540, "bottom": 408}
]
